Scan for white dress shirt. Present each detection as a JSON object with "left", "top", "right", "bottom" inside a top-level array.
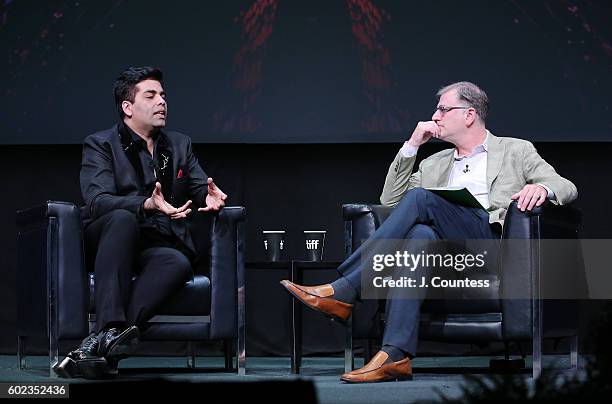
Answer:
[{"left": 447, "top": 137, "right": 490, "bottom": 209}]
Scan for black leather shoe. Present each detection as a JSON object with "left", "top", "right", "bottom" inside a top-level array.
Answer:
[
  {"left": 98, "top": 325, "right": 139, "bottom": 361},
  {"left": 53, "top": 357, "right": 80, "bottom": 379},
  {"left": 53, "top": 332, "right": 105, "bottom": 379},
  {"left": 54, "top": 326, "right": 138, "bottom": 379},
  {"left": 76, "top": 356, "right": 119, "bottom": 380},
  {"left": 76, "top": 326, "right": 138, "bottom": 379}
]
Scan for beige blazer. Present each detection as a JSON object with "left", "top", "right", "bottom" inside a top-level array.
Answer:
[{"left": 380, "top": 132, "right": 578, "bottom": 227}]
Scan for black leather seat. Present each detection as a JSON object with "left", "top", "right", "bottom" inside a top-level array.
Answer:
[
  {"left": 342, "top": 200, "right": 585, "bottom": 378},
  {"left": 16, "top": 201, "right": 246, "bottom": 377}
]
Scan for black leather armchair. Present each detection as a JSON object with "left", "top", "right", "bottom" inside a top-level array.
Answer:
[
  {"left": 342, "top": 200, "right": 585, "bottom": 378},
  {"left": 16, "top": 201, "right": 246, "bottom": 377}
]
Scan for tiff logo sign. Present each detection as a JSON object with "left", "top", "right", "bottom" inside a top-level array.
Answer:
[{"left": 306, "top": 240, "right": 319, "bottom": 250}]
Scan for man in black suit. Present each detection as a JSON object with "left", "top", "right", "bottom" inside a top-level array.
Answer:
[{"left": 54, "top": 66, "right": 227, "bottom": 379}]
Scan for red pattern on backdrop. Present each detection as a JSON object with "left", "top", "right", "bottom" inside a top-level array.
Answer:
[
  {"left": 214, "top": 0, "right": 278, "bottom": 133},
  {"left": 347, "top": 0, "right": 410, "bottom": 133}
]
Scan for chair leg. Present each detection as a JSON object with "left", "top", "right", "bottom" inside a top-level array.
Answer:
[
  {"left": 186, "top": 341, "right": 195, "bottom": 369},
  {"left": 237, "top": 276, "right": 246, "bottom": 375},
  {"left": 532, "top": 263, "right": 543, "bottom": 379},
  {"left": 489, "top": 341, "right": 526, "bottom": 370},
  {"left": 49, "top": 335, "right": 59, "bottom": 379},
  {"left": 224, "top": 339, "right": 233, "bottom": 371},
  {"left": 532, "top": 337, "right": 542, "bottom": 379},
  {"left": 570, "top": 335, "right": 579, "bottom": 370},
  {"left": 19, "top": 338, "right": 58, "bottom": 377},
  {"left": 48, "top": 243, "right": 60, "bottom": 379},
  {"left": 344, "top": 316, "right": 353, "bottom": 373},
  {"left": 236, "top": 335, "right": 245, "bottom": 376},
  {"left": 17, "top": 336, "right": 26, "bottom": 370}
]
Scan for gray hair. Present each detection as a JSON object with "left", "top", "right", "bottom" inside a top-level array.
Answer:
[{"left": 437, "top": 81, "right": 489, "bottom": 122}]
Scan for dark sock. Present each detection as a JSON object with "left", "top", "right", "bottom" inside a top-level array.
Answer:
[
  {"left": 381, "top": 345, "right": 409, "bottom": 362},
  {"left": 330, "top": 276, "right": 357, "bottom": 304}
]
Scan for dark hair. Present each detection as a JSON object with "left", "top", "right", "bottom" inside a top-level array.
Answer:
[
  {"left": 437, "top": 81, "right": 489, "bottom": 123},
  {"left": 113, "top": 66, "right": 164, "bottom": 119}
]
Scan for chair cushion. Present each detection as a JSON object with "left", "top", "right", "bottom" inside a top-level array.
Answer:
[
  {"left": 421, "top": 273, "right": 501, "bottom": 314},
  {"left": 88, "top": 274, "right": 211, "bottom": 316},
  {"left": 422, "top": 298, "right": 501, "bottom": 314},
  {"left": 140, "top": 322, "right": 211, "bottom": 341},
  {"left": 419, "top": 312, "right": 503, "bottom": 342}
]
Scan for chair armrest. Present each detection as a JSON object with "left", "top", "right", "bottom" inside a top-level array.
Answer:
[
  {"left": 16, "top": 201, "right": 88, "bottom": 339},
  {"left": 342, "top": 204, "right": 394, "bottom": 256},
  {"left": 343, "top": 203, "right": 394, "bottom": 255},
  {"left": 500, "top": 200, "right": 583, "bottom": 340},
  {"left": 209, "top": 206, "right": 246, "bottom": 339},
  {"left": 343, "top": 203, "right": 394, "bottom": 224},
  {"left": 502, "top": 200, "right": 581, "bottom": 239}
]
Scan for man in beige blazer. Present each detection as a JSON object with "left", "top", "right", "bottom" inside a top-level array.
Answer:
[{"left": 281, "top": 82, "right": 578, "bottom": 383}]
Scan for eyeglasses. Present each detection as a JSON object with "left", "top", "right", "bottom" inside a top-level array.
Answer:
[{"left": 434, "top": 106, "right": 471, "bottom": 114}]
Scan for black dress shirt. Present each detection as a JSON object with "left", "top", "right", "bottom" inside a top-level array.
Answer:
[{"left": 80, "top": 122, "right": 210, "bottom": 263}]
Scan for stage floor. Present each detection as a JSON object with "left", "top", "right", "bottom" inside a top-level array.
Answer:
[{"left": 0, "top": 355, "right": 582, "bottom": 403}]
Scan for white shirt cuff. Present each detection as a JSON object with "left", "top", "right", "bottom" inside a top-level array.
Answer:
[
  {"left": 400, "top": 142, "right": 419, "bottom": 158},
  {"left": 537, "top": 183, "right": 556, "bottom": 200}
]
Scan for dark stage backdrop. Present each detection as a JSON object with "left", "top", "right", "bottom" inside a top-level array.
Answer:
[
  {"left": 1, "top": 142, "right": 610, "bottom": 357},
  {"left": 1, "top": 0, "right": 611, "bottom": 144}
]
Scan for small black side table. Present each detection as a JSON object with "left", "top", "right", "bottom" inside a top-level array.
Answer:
[{"left": 247, "top": 260, "right": 342, "bottom": 374}]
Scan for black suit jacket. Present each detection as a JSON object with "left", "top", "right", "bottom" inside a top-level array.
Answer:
[{"left": 80, "top": 124, "right": 209, "bottom": 255}]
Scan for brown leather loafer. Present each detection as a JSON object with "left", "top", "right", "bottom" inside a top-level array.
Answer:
[
  {"left": 280, "top": 280, "right": 353, "bottom": 322},
  {"left": 341, "top": 351, "right": 413, "bottom": 383}
]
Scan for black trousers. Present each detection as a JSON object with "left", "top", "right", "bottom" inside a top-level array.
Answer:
[{"left": 84, "top": 209, "right": 193, "bottom": 333}]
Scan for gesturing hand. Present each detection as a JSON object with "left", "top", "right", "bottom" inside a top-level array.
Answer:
[
  {"left": 511, "top": 184, "right": 548, "bottom": 212},
  {"left": 144, "top": 182, "right": 192, "bottom": 219},
  {"left": 198, "top": 177, "right": 227, "bottom": 213}
]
